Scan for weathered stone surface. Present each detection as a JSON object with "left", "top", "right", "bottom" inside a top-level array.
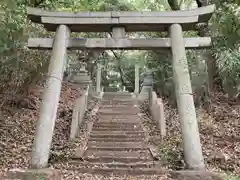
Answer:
[
  {"left": 84, "top": 149, "right": 151, "bottom": 159},
  {"left": 90, "top": 133, "right": 145, "bottom": 138},
  {"left": 70, "top": 94, "right": 88, "bottom": 139},
  {"left": 170, "top": 170, "right": 223, "bottom": 180},
  {"left": 149, "top": 92, "right": 166, "bottom": 137},
  {"left": 112, "top": 27, "right": 126, "bottom": 38},
  {"left": 69, "top": 161, "right": 158, "bottom": 168},
  {"left": 7, "top": 168, "right": 60, "bottom": 180},
  {"left": 92, "top": 124, "right": 142, "bottom": 131},
  {"left": 139, "top": 71, "right": 153, "bottom": 101},
  {"left": 98, "top": 109, "right": 139, "bottom": 115},
  {"left": 28, "top": 37, "right": 212, "bottom": 50},
  {"left": 85, "top": 156, "right": 153, "bottom": 163},
  {"left": 27, "top": 5, "right": 215, "bottom": 32},
  {"left": 67, "top": 167, "right": 166, "bottom": 175},
  {"left": 88, "top": 137, "right": 144, "bottom": 142},
  {"left": 169, "top": 23, "right": 204, "bottom": 169},
  {"left": 31, "top": 25, "right": 70, "bottom": 168},
  {"left": 87, "top": 145, "right": 149, "bottom": 151}
]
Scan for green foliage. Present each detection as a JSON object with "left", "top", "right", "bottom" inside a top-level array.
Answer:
[
  {"left": 0, "top": 0, "right": 135, "bottom": 97},
  {"left": 0, "top": 0, "right": 52, "bottom": 97},
  {"left": 223, "top": 173, "right": 240, "bottom": 180},
  {"left": 211, "top": 1, "right": 240, "bottom": 96},
  {"left": 0, "top": 0, "right": 239, "bottom": 101}
]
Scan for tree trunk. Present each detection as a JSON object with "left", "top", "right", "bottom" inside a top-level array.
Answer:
[
  {"left": 167, "top": 0, "right": 180, "bottom": 10},
  {"left": 111, "top": 50, "right": 127, "bottom": 87}
]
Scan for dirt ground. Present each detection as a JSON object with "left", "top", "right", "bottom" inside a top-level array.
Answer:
[{"left": 0, "top": 85, "right": 239, "bottom": 179}]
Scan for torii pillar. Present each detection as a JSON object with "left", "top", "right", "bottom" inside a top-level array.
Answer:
[
  {"left": 169, "top": 24, "right": 205, "bottom": 169},
  {"left": 31, "top": 25, "right": 70, "bottom": 168}
]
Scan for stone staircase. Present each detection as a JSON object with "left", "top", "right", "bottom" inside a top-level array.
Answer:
[{"left": 70, "top": 92, "right": 164, "bottom": 175}]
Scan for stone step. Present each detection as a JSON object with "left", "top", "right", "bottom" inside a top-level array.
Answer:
[
  {"left": 99, "top": 108, "right": 139, "bottom": 113},
  {"left": 84, "top": 150, "right": 151, "bottom": 159},
  {"left": 87, "top": 141, "right": 147, "bottom": 149},
  {"left": 101, "top": 103, "right": 135, "bottom": 107},
  {"left": 69, "top": 161, "right": 159, "bottom": 169},
  {"left": 97, "top": 119, "right": 140, "bottom": 123},
  {"left": 93, "top": 122, "right": 140, "bottom": 127},
  {"left": 91, "top": 127, "right": 143, "bottom": 131},
  {"left": 90, "top": 133, "right": 145, "bottom": 138},
  {"left": 88, "top": 137, "right": 144, "bottom": 142},
  {"left": 103, "top": 93, "right": 132, "bottom": 96},
  {"left": 92, "top": 125, "right": 142, "bottom": 131},
  {"left": 93, "top": 122, "right": 141, "bottom": 126},
  {"left": 94, "top": 121, "right": 139, "bottom": 126},
  {"left": 84, "top": 156, "right": 153, "bottom": 163},
  {"left": 104, "top": 96, "right": 136, "bottom": 99},
  {"left": 100, "top": 104, "right": 137, "bottom": 107},
  {"left": 92, "top": 127, "right": 142, "bottom": 132},
  {"left": 97, "top": 119, "right": 140, "bottom": 124},
  {"left": 102, "top": 98, "right": 133, "bottom": 100},
  {"left": 101, "top": 103, "right": 136, "bottom": 107},
  {"left": 94, "top": 121, "right": 141, "bottom": 128},
  {"left": 101, "top": 101, "right": 135, "bottom": 104},
  {"left": 102, "top": 95, "right": 134, "bottom": 98},
  {"left": 99, "top": 108, "right": 136, "bottom": 111},
  {"left": 103, "top": 96, "right": 132, "bottom": 99},
  {"left": 100, "top": 108, "right": 137, "bottom": 111},
  {"left": 86, "top": 146, "right": 149, "bottom": 151},
  {"left": 101, "top": 105, "right": 135, "bottom": 108},
  {"left": 96, "top": 119, "right": 139, "bottom": 123},
  {"left": 67, "top": 166, "right": 165, "bottom": 175},
  {"left": 98, "top": 114, "right": 139, "bottom": 119},
  {"left": 103, "top": 94, "right": 133, "bottom": 96},
  {"left": 98, "top": 110, "right": 138, "bottom": 115}
]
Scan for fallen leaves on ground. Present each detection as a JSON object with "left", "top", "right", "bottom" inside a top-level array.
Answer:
[
  {"left": 58, "top": 170, "right": 171, "bottom": 180},
  {"left": 139, "top": 93, "right": 240, "bottom": 176},
  {"left": 0, "top": 82, "right": 82, "bottom": 176},
  {"left": 1, "top": 87, "right": 239, "bottom": 179},
  {"left": 199, "top": 92, "right": 240, "bottom": 175}
]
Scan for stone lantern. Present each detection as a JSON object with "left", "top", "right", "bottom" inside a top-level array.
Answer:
[
  {"left": 69, "top": 62, "right": 92, "bottom": 85},
  {"left": 138, "top": 69, "right": 153, "bottom": 101}
]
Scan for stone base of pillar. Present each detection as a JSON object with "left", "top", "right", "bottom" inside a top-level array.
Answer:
[
  {"left": 169, "top": 170, "right": 223, "bottom": 180},
  {"left": 91, "top": 92, "right": 104, "bottom": 100},
  {"left": 7, "top": 168, "right": 60, "bottom": 180}
]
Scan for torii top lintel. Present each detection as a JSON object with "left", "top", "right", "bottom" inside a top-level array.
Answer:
[{"left": 27, "top": 5, "right": 215, "bottom": 32}]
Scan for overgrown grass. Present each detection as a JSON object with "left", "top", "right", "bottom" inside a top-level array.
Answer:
[{"left": 222, "top": 173, "right": 240, "bottom": 180}]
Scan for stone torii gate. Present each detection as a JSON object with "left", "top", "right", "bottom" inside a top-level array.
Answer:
[{"left": 26, "top": 5, "right": 215, "bottom": 170}]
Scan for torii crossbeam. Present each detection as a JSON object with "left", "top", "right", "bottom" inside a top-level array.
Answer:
[
  {"left": 27, "top": 5, "right": 215, "bottom": 32},
  {"left": 28, "top": 37, "right": 212, "bottom": 50}
]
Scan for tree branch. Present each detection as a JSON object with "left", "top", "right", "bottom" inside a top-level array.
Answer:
[{"left": 111, "top": 50, "right": 126, "bottom": 87}]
